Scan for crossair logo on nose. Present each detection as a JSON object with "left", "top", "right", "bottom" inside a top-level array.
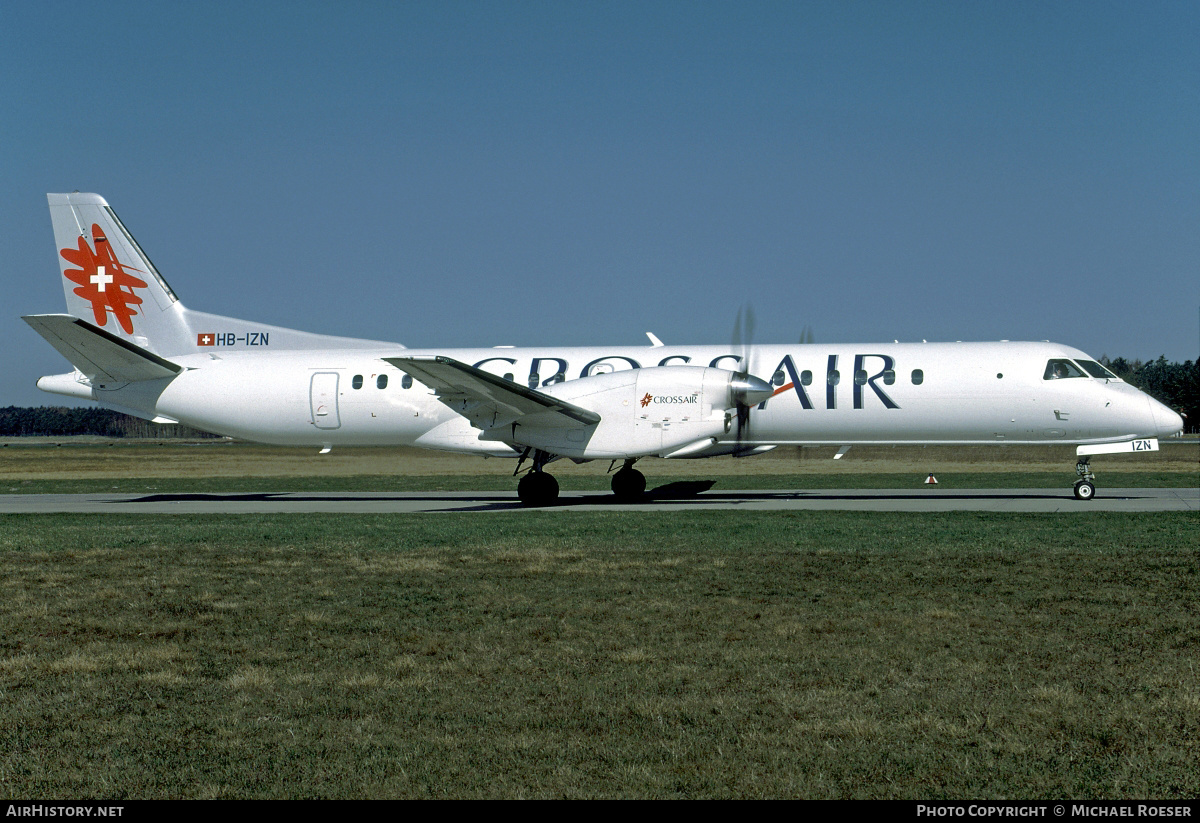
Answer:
[{"left": 60, "top": 225, "right": 147, "bottom": 335}]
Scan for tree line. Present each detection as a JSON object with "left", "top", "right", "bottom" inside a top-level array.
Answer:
[
  {"left": 1099, "top": 356, "right": 1197, "bottom": 434},
  {"left": 0, "top": 406, "right": 219, "bottom": 439},
  {"left": 0, "top": 356, "right": 1195, "bottom": 438}
]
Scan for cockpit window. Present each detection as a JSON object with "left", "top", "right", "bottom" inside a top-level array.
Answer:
[
  {"left": 1044, "top": 359, "right": 1086, "bottom": 380},
  {"left": 1076, "top": 360, "right": 1119, "bottom": 380}
]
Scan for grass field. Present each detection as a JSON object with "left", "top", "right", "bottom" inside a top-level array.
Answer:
[
  {"left": 2, "top": 512, "right": 1198, "bottom": 798},
  {"left": 0, "top": 440, "right": 1196, "bottom": 798}
]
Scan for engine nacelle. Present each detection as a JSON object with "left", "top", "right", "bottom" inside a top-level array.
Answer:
[{"left": 489, "top": 365, "right": 754, "bottom": 460}]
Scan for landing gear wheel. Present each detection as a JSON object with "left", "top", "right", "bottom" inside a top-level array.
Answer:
[
  {"left": 1073, "top": 458, "right": 1097, "bottom": 501},
  {"left": 611, "top": 467, "right": 647, "bottom": 502},
  {"left": 518, "top": 472, "right": 559, "bottom": 506}
]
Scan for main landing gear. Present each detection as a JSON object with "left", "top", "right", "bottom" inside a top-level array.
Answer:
[
  {"left": 514, "top": 452, "right": 649, "bottom": 506},
  {"left": 611, "top": 459, "right": 646, "bottom": 502},
  {"left": 1073, "top": 458, "right": 1096, "bottom": 501},
  {"left": 516, "top": 449, "right": 560, "bottom": 507},
  {"left": 517, "top": 470, "right": 559, "bottom": 506}
]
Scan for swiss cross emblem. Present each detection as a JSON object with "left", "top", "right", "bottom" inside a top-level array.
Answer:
[
  {"left": 60, "top": 225, "right": 148, "bottom": 334},
  {"left": 197, "top": 333, "right": 215, "bottom": 346}
]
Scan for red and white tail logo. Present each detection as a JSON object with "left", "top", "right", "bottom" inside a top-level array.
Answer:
[{"left": 60, "top": 226, "right": 147, "bottom": 334}]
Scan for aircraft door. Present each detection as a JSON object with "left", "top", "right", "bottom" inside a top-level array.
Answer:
[{"left": 310, "top": 372, "right": 341, "bottom": 429}]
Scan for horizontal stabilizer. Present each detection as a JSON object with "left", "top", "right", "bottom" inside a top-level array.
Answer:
[
  {"left": 23, "top": 314, "right": 183, "bottom": 383},
  {"left": 385, "top": 355, "right": 601, "bottom": 429}
]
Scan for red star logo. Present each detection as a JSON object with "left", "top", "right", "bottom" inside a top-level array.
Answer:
[{"left": 60, "top": 225, "right": 148, "bottom": 335}]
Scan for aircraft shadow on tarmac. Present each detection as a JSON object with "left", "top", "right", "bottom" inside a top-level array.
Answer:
[
  {"left": 120, "top": 481, "right": 722, "bottom": 511},
  {"left": 115, "top": 481, "right": 1132, "bottom": 513},
  {"left": 125, "top": 491, "right": 524, "bottom": 511}
]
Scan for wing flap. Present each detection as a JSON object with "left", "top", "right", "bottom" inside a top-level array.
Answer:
[
  {"left": 384, "top": 356, "right": 601, "bottom": 430},
  {"left": 23, "top": 314, "right": 183, "bottom": 382}
]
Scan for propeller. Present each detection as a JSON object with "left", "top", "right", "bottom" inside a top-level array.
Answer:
[{"left": 728, "top": 304, "right": 773, "bottom": 454}]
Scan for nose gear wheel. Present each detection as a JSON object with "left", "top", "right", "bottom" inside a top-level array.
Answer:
[{"left": 1073, "top": 458, "right": 1097, "bottom": 501}]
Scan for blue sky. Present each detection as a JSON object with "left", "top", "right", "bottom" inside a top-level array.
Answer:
[{"left": 3, "top": 0, "right": 1197, "bottom": 407}]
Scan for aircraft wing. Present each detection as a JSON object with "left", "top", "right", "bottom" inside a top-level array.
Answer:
[
  {"left": 384, "top": 355, "right": 601, "bottom": 430},
  {"left": 23, "top": 314, "right": 183, "bottom": 383}
]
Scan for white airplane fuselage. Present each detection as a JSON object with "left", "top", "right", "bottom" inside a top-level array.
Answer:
[{"left": 39, "top": 340, "right": 1180, "bottom": 454}]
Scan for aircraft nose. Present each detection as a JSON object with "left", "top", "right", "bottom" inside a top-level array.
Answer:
[{"left": 1148, "top": 397, "right": 1184, "bottom": 438}]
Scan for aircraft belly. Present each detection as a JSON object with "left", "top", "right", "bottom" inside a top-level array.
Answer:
[
  {"left": 414, "top": 416, "right": 519, "bottom": 455},
  {"left": 151, "top": 371, "right": 307, "bottom": 443}
]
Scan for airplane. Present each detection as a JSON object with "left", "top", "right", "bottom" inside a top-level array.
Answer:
[{"left": 22, "top": 192, "right": 1184, "bottom": 505}]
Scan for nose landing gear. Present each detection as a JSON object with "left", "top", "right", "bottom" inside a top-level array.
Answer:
[{"left": 1073, "top": 458, "right": 1096, "bottom": 501}]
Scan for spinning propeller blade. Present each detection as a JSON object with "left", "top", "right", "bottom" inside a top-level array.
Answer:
[{"left": 729, "top": 304, "right": 773, "bottom": 454}]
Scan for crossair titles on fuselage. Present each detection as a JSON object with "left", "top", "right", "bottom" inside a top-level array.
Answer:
[{"left": 471, "top": 351, "right": 900, "bottom": 411}]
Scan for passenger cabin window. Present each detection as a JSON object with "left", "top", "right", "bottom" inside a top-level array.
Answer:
[
  {"left": 1044, "top": 359, "right": 1086, "bottom": 380},
  {"left": 800, "top": 370, "right": 812, "bottom": 386},
  {"left": 772, "top": 370, "right": 785, "bottom": 387},
  {"left": 911, "top": 369, "right": 924, "bottom": 385},
  {"left": 853, "top": 370, "right": 868, "bottom": 385},
  {"left": 377, "top": 374, "right": 388, "bottom": 390},
  {"left": 882, "top": 369, "right": 896, "bottom": 385},
  {"left": 1076, "top": 360, "right": 1118, "bottom": 380},
  {"left": 401, "top": 374, "right": 413, "bottom": 389},
  {"left": 352, "top": 374, "right": 363, "bottom": 390}
]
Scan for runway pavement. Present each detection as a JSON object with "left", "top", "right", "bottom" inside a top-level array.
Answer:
[{"left": 0, "top": 486, "right": 1195, "bottom": 514}]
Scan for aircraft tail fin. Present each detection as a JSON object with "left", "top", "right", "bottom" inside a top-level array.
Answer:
[
  {"left": 48, "top": 192, "right": 194, "bottom": 353},
  {"left": 45, "top": 193, "right": 402, "bottom": 357}
]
